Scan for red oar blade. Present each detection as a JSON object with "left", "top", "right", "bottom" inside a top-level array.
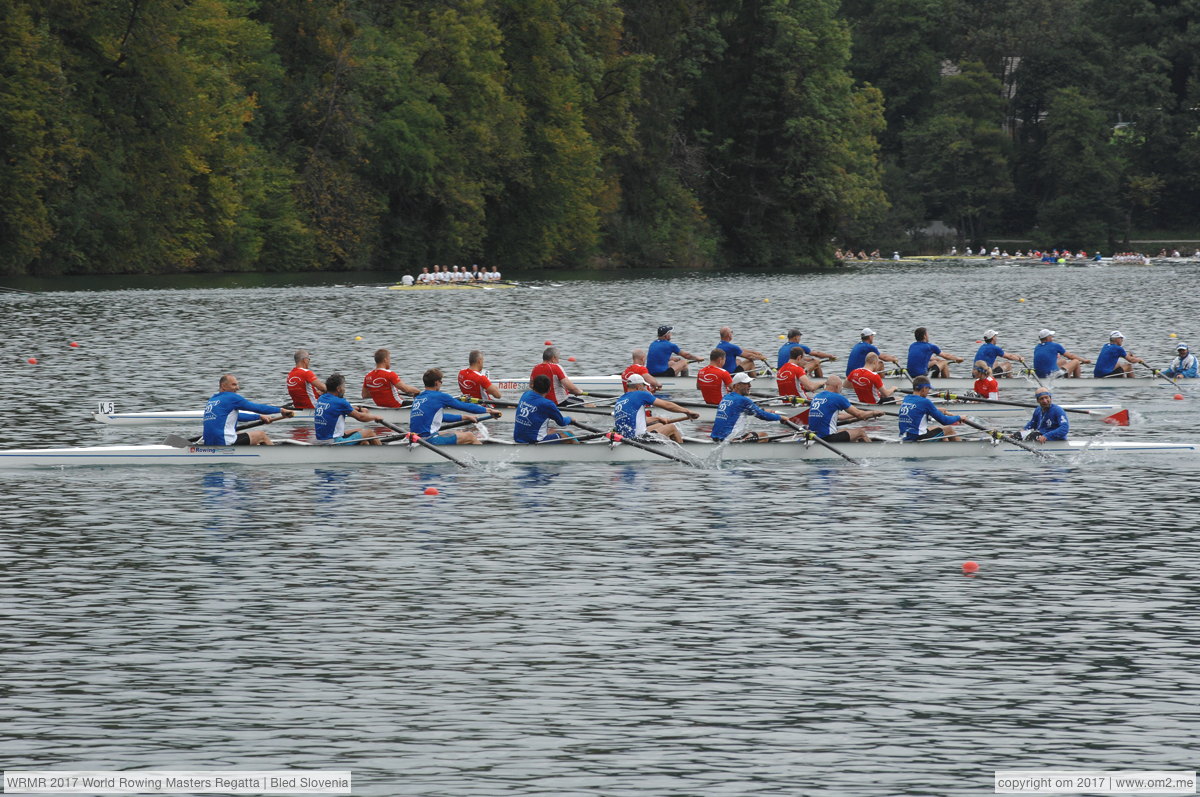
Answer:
[
  {"left": 789, "top": 409, "right": 810, "bottom": 425},
  {"left": 1102, "top": 409, "right": 1130, "bottom": 426}
]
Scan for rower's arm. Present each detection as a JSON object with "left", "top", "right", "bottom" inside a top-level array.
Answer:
[
  {"left": 646, "top": 374, "right": 663, "bottom": 390},
  {"left": 400, "top": 380, "right": 421, "bottom": 397},
  {"left": 880, "top": 353, "right": 899, "bottom": 364},
  {"left": 678, "top": 350, "right": 700, "bottom": 361},
  {"left": 1064, "top": 351, "right": 1091, "bottom": 363},
  {"left": 312, "top": 378, "right": 327, "bottom": 393},
  {"left": 560, "top": 375, "right": 583, "bottom": 395},
  {"left": 799, "top": 374, "right": 820, "bottom": 394},
  {"left": 360, "top": 383, "right": 371, "bottom": 399},
  {"left": 652, "top": 398, "right": 700, "bottom": 418},
  {"left": 486, "top": 384, "right": 503, "bottom": 399},
  {"left": 1003, "top": 352, "right": 1026, "bottom": 362},
  {"left": 349, "top": 407, "right": 381, "bottom": 422},
  {"left": 846, "top": 406, "right": 884, "bottom": 421},
  {"left": 811, "top": 350, "right": 835, "bottom": 360}
]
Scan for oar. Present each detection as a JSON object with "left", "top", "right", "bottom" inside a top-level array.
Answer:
[
  {"left": 779, "top": 418, "right": 861, "bottom": 465},
  {"left": 1140, "top": 362, "right": 1181, "bottom": 388},
  {"left": 570, "top": 420, "right": 700, "bottom": 467},
  {"left": 956, "top": 417, "right": 1047, "bottom": 458},
  {"left": 922, "top": 389, "right": 1129, "bottom": 425},
  {"left": 187, "top": 413, "right": 284, "bottom": 443},
  {"left": 378, "top": 420, "right": 469, "bottom": 468}
]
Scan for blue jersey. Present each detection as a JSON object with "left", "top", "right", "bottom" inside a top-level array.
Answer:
[
  {"left": 846, "top": 341, "right": 880, "bottom": 375},
  {"left": 974, "top": 342, "right": 1005, "bottom": 368},
  {"left": 313, "top": 393, "right": 355, "bottom": 440},
  {"left": 513, "top": 390, "right": 571, "bottom": 443},
  {"left": 1165, "top": 353, "right": 1199, "bottom": 378},
  {"left": 777, "top": 342, "right": 811, "bottom": 369},
  {"left": 716, "top": 340, "right": 743, "bottom": 372},
  {"left": 806, "top": 390, "right": 851, "bottom": 437},
  {"left": 906, "top": 341, "right": 942, "bottom": 377},
  {"left": 646, "top": 339, "right": 680, "bottom": 374},
  {"left": 409, "top": 389, "right": 481, "bottom": 436},
  {"left": 1093, "top": 343, "right": 1127, "bottom": 377},
  {"left": 613, "top": 390, "right": 658, "bottom": 437},
  {"left": 202, "top": 391, "right": 282, "bottom": 445},
  {"left": 711, "top": 392, "right": 782, "bottom": 440},
  {"left": 1033, "top": 341, "right": 1066, "bottom": 377},
  {"left": 897, "top": 394, "right": 960, "bottom": 440},
  {"left": 1024, "top": 403, "right": 1069, "bottom": 440}
]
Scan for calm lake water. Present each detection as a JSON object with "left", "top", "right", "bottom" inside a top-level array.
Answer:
[{"left": 2, "top": 261, "right": 1199, "bottom": 796}]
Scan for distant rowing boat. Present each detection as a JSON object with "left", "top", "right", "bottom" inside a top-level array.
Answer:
[
  {"left": 0, "top": 437, "right": 1191, "bottom": 469},
  {"left": 386, "top": 282, "right": 516, "bottom": 291}
]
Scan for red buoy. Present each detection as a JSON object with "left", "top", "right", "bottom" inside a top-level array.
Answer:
[
  {"left": 69, "top": 341, "right": 80, "bottom": 348},
  {"left": 424, "top": 487, "right": 439, "bottom": 496},
  {"left": 26, "top": 357, "right": 37, "bottom": 364},
  {"left": 962, "top": 561, "right": 979, "bottom": 574}
]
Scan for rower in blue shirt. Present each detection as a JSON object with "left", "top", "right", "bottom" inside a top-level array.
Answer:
[
  {"left": 805, "top": 374, "right": 885, "bottom": 442},
  {"left": 1164, "top": 343, "right": 1199, "bottom": 378},
  {"left": 897, "top": 376, "right": 961, "bottom": 441},
  {"left": 202, "top": 373, "right": 294, "bottom": 445},
  {"left": 972, "top": 329, "right": 1026, "bottom": 376},
  {"left": 514, "top": 374, "right": 577, "bottom": 443},
  {"left": 1016, "top": 388, "right": 1069, "bottom": 441},
  {"left": 845, "top": 328, "right": 900, "bottom": 375},
  {"left": 906, "top": 326, "right": 963, "bottom": 378},
  {"left": 314, "top": 373, "right": 385, "bottom": 445},
  {"left": 714, "top": 326, "right": 766, "bottom": 373},
  {"left": 646, "top": 325, "right": 701, "bottom": 377},
  {"left": 1033, "top": 329, "right": 1089, "bottom": 378},
  {"left": 613, "top": 373, "right": 699, "bottom": 442},
  {"left": 1093, "top": 331, "right": 1145, "bottom": 378},
  {"left": 710, "top": 372, "right": 787, "bottom": 442},
  {"left": 409, "top": 368, "right": 500, "bottom": 445},
  {"left": 776, "top": 329, "right": 835, "bottom": 375}
]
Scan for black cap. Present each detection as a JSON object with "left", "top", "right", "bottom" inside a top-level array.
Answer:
[{"left": 657, "top": 325, "right": 672, "bottom": 336}]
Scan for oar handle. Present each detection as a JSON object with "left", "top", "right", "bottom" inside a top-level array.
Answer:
[
  {"left": 188, "top": 412, "right": 288, "bottom": 444},
  {"left": 958, "top": 416, "right": 1045, "bottom": 457}
]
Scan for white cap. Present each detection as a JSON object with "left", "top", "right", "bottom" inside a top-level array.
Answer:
[
  {"left": 860, "top": 327, "right": 876, "bottom": 337},
  {"left": 1177, "top": 343, "right": 1189, "bottom": 351},
  {"left": 731, "top": 372, "right": 755, "bottom": 385},
  {"left": 625, "top": 373, "right": 647, "bottom": 385},
  {"left": 1038, "top": 328, "right": 1055, "bottom": 339},
  {"left": 1110, "top": 330, "right": 1124, "bottom": 339},
  {"left": 983, "top": 329, "right": 999, "bottom": 340}
]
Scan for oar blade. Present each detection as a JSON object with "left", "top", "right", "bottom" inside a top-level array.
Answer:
[{"left": 1102, "top": 409, "right": 1131, "bottom": 426}]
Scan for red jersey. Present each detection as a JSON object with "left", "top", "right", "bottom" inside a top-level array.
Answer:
[
  {"left": 530, "top": 362, "right": 570, "bottom": 404},
  {"left": 696, "top": 364, "right": 731, "bottom": 405},
  {"left": 974, "top": 376, "right": 999, "bottom": 399},
  {"left": 362, "top": 368, "right": 409, "bottom": 408},
  {"left": 847, "top": 367, "right": 885, "bottom": 403},
  {"left": 622, "top": 363, "right": 651, "bottom": 392},
  {"left": 458, "top": 367, "right": 493, "bottom": 400},
  {"left": 775, "top": 361, "right": 809, "bottom": 398},
  {"left": 287, "top": 367, "right": 320, "bottom": 409}
]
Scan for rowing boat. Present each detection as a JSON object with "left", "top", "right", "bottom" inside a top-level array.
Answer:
[
  {"left": 386, "top": 282, "right": 515, "bottom": 291},
  {"left": 93, "top": 405, "right": 417, "bottom": 426},
  {"left": 0, "top": 437, "right": 1191, "bottom": 469}
]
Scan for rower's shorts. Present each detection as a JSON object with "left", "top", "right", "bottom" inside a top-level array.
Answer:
[
  {"left": 427, "top": 433, "right": 458, "bottom": 445},
  {"left": 650, "top": 369, "right": 675, "bottom": 377},
  {"left": 331, "top": 431, "right": 363, "bottom": 445},
  {"left": 233, "top": 432, "right": 251, "bottom": 445},
  {"left": 905, "top": 429, "right": 945, "bottom": 442},
  {"left": 821, "top": 431, "right": 853, "bottom": 443},
  {"left": 538, "top": 432, "right": 568, "bottom": 443}
]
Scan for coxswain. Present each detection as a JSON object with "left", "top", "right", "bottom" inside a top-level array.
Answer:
[
  {"left": 314, "top": 373, "right": 384, "bottom": 445},
  {"left": 1033, "top": 329, "right": 1089, "bottom": 378},
  {"left": 973, "top": 330, "right": 1025, "bottom": 376},
  {"left": 202, "top": 374, "right": 294, "bottom": 446},
  {"left": 409, "top": 368, "right": 500, "bottom": 445},
  {"left": 972, "top": 362, "right": 999, "bottom": 399},
  {"left": 622, "top": 349, "right": 662, "bottom": 392},
  {"left": 775, "top": 329, "right": 835, "bottom": 374},
  {"left": 897, "top": 376, "right": 961, "bottom": 442},
  {"left": 1015, "top": 388, "right": 1069, "bottom": 442},
  {"left": 847, "top": 352, "right": 897, "bottom": 403},
  {"left": 845, "top": 328, "right": 899, "bottom": 375},
  {"left": 458, "top": 350, "right": 502, "bottom": 401},
  {"left": 287, "top": 349, "right": 326, "bottom": 410},
  {"left": 710, "top": 373, "right": 787, "bottom": 442},
  {"left": 1093, "top": 331, "right": 1145, "bottom": 378},
  {"left": 646, "top": 325, "right": 701, "bottom": 377},
  {"left": 1164, "top": 343, "right": 1198, "bottom": 378},
  {"left": 400, "top": 273, "right": 415, "bottom": 286},
  {"left": 695, "top": 349, "right": 732, "bottom": 405},
  {"left": 531, "top": 346, "right": 584, "bottom": 405},
  {"left": 806, "top": 375, "right": 885, "bottom": 442},
  {"left": 715, "top": 326, "right": 767, "bottom": 374},
  {"left": 907, "top": 327, "right": 963, "bottom": 378},
  {"left": 776, "top": 345, "right": 820, "bottom": 398},
  {"left": 513, "top": 374, "right": 577, "bottom": 444},
  {"left": 613, "top": 374, "right": 699, "bottom": 443},
  {"left": 362, "top": 348, "right": 421, "bottom": 407}
]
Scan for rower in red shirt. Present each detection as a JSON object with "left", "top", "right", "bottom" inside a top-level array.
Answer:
[
  {"left": 458, "top": 350, "right": 502, "bottom": 401},
  {"left": 361, "top": 348, "right": 421, "bottom": 408},
  {"left": 530, "top": 346, "right": 583, "bottom": 405},
  {"left": 846, "top": 352, "right": 898, "bottom": 404},
  {"left": 622, "top": 349, "right": 662, "bottom": 392},
  {"left": 696, "top": 349, "right": 733, "bottom": 405},
  {"left": 775, "top": 345, "right": 820, "bottom": 398},
  {"left": 972, "top": 361, "right": 1000, "bottom": 399},
  {"left": 286, "top": 349, "right": 326, "bottom": 409}
]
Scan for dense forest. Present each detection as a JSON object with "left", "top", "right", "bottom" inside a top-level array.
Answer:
[{"left": 1, "top": 0, "right": 1198, "bottom": 275}]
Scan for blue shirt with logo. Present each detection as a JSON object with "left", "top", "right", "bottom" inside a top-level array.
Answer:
[
  {"left": 613, "top": 390, "right": 659, "bottom": 437},
  {"left": 806, "top": 390, "right": 851, "bottom": 437},
  {"left": 906, "top": 341, "right": 942, "bottom": 377},
  {"left": 646, "top": 339, "right": 680, "bottom": 374},
  {"left": 1024, "top": 403, "right": 1069, "bottom": 440},
  {"left": 410, "top": 389, "right": 481, "bottom": 436},
  {"left": 514, "top": 390, "right": 571, "bottom": 443},
  {"left": 710, "top": 392, "right": 781, "bottom": 440},
  {"left": 897, "top": 394, "right": 960, "bottom": 440},
  {"left": 1033, "top": 341, "right": 1066, "bottom": 378},
  {"left": 202, "top": 391, "right": 283, "bottom": 445},
  {"left": 314, "top": 393, "right": 355, "bottom": 440}
]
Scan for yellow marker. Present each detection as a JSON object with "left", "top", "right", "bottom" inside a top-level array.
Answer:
[
  {"left": 1018, "top": 298, "right": 1026, "bottom": 303},
  {"left": 354, "top": 336, "right": 363, "bottom": 341},
  {"left": 763, "top": 298, "right": 770, "bottom": 303},
  {"left": 1170, "top": 332, "right": 1178, "bottom": 338},
  {"left": 778, "top": 335, "right": 786, "bottom": 340}
]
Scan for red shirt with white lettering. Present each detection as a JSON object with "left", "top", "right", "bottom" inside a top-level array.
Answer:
[
  {"left": 362, "top": 368, "right": 408, "bottom": 408},
  {"left": 622, "top": 363, "right": 651, "bottom": 392},
  {"left": 847, "top": 367, "right": 885, "bottom": 403},
  {"left": 530, "top": 362, "right": 570, "bottom": 404},
  {"left": 696, "top": 364, "right": 732, "bottom": 405},
  {"left": 458, "top": 367, "right": 493, "bottom": 400},
  {"left": 973, "top": 376, "right": 999, "bottom": 399},
  {"left": 776, "top": 362, "right": 809, "bottom": 397},
  {"left": 287, "top": 367, "right": 321, "bottom": 409}
]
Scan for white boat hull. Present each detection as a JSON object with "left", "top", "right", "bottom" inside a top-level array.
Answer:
[{"left": 0, "top": 438, "right": 1191, "bottom": 469}]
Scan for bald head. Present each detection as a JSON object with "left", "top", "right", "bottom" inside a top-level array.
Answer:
[
  {"left": 631, "top": 348, "right": 646, "bottom": 364},
  {"left": 864, "top": 352, "right": 881, "bottom": 369},
  {"left": 824, "top": 374, "right": 843, "bottom": 392},
  {"left": 719, "top": 326, "right": 733, "bottom": 341}
]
